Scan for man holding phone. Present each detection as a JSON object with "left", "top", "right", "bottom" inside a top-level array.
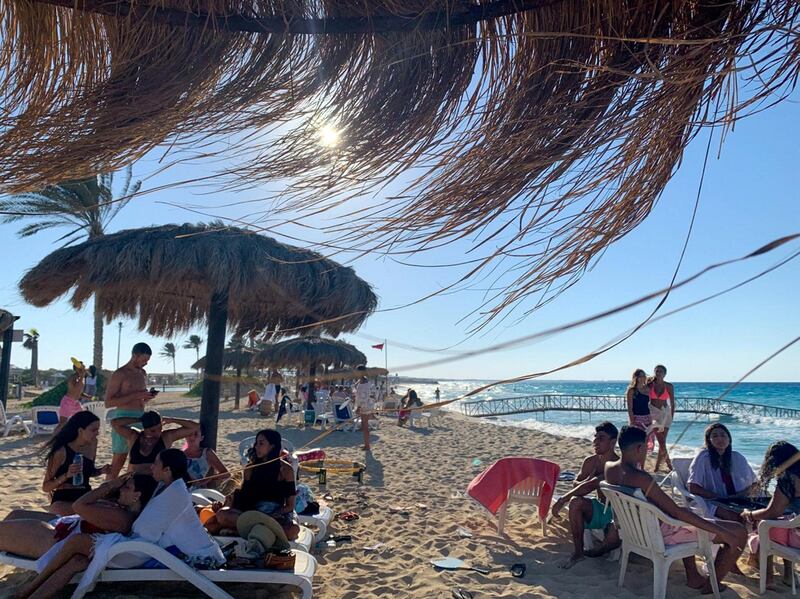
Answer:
[{"left": 105, "top": 342, "right": 158, "bottom": 478}]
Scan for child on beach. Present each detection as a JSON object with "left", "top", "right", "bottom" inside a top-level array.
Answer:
[
  {"left": 551, "top": 421, "right": 621, "bottom": 569},
  {"left": 605, "top": 426, "right": 746, "bottom": 593}
]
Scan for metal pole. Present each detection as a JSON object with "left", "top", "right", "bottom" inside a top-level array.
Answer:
[
  {"left": 384, "top": 339, "right": 388, "bottom": 393},
  {"left": 116, "top": 322, "right": 122, "bottom": 368}
]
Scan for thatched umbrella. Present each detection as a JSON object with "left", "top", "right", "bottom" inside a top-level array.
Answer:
[
  {"left": 191, "top": 346, "right": 254, "bottom": 410},
  {"left": 19, "top": 222, "right": 377, "bottom": 447},
  {"left": 2, "top": 2, "right": 798, "bottom": 325},
  {"left": 251, "top": 336, "right": 367, "bottom": 408}
]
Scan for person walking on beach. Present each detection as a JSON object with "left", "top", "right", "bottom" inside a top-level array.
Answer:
[
  {"left": 649, "top": 364, "right": 675, "bottom": 472},
  {"left": 551, "top": 421, "right": 621, "bottom": 569},
  {"left": 354, "top": 375, "right": 373, "bottom": 451},
  {"left": 105, "top": 343, "right": 158, "bottom": 479},
  {"left": 606, "top": 426, "right": 746, "bottom": 594},
  {"left": 625, "top": 368, "right": 653, "bottom": 469}
]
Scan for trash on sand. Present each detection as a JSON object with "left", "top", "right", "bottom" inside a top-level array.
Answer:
[{"left": 455, "top": 527, "right": 473, "bottom": 538}]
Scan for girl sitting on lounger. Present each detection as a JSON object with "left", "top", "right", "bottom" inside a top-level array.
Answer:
[
  {"left": 687, "top": 423, "right": 757, "bottom": 521},
  {"left": 42, "top": 411, "right": 110, "bottom": 516},
  {"left": 0, "top": 474, "right": 156, "bottom": 561},
  {"left": 204, "top": 429, "right": 300, "bottom": 540},
  {"left": 182, "top": 424, "right": 230, "bottom": 489}
]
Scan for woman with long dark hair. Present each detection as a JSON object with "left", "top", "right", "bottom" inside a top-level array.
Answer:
[
  {"left": 742, "top": 441, "right": 800, "bottom": 587},
  {"left": 397, "top": 389, "right": 422, "bottom": 426},
  {"left": 687, "top": 423, "right": 757, "bottom": 521},
  {"left": 42, "top": 411, "right": 109, "bottom": 515},
  {"left": 205, "top": 429, "right": 300, "bottom": 540},
  {"left": 13, "top": 474, "right": 158, "bottom": 599},
  {"left": 0, "top": 474, "right": 156, "bottom": 567}
]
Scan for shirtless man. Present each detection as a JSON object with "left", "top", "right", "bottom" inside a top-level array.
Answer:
[
  {"left": 605, "top": 426, "right": 746, "bottom": 594},
  {"left": 552, "top": 421, "right": 620, "bottom": 569},
  {"left": 105, "top": 343, "right": 157, "bottom": 479}
]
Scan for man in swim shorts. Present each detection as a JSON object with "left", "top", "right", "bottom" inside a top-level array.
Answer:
[
  {"left": 105, "top": 342, "right": 157, "bottom": 479},
  {"left": 551, "top": 421, "right": 621, "bottom": 569},
  {"left": 605, "top": 426, "right": 746, "bottom": 593}
]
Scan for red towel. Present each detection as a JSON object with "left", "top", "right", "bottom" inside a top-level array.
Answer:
[{"left": 467, "top": 457, "right": 560, "bottom": 520}]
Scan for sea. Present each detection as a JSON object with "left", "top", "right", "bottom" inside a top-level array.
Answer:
[{"left": 403, "top": 380, "right": 800, "bottom": 468}]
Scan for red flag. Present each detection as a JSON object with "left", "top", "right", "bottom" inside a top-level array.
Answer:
[{"left": 371, "top": 343, "right": 385, "bottom": 350}]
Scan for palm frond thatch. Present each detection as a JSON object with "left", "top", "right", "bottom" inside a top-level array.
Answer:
[
  {"left": 251, "top": 336, "right": 367, "bottom": 370},
  {"left": 18, "top": 222, "right": 377, "bottom": 338},
  {"left": 192, "top": 350, "right": 253, "bottom": 371},
  {"left": 2, "top": 1, "right": 798, "bottom": 320}
]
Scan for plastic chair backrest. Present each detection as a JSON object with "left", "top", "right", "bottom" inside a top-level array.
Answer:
[
  {"left": 600, "top": 483, "right": 666, "bottom": 553},
  {"left": 334, "top": 402, "right": 352, "bottom": 421},
  {"left": 672, "top": 457, "right": 692, "bottom": 486},
  {"left": 239, "top": 436, "right": 256, "bottom": 465},
  {"left": 35, "top": 408, "right": 59, "bottom": 425}
]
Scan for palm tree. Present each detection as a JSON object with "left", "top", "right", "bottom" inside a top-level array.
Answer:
[
  {"left": 0, "top": 167, "right": 141, "bottom": 369},
  {"left": 160, "top": 342, "right": 177, "bottom": 379},
  {"left": 183, "top": 334, "right": 204, "bottom": 376},
  {"left": 22, "top": 329, "right": 40, "bottom": 386}
]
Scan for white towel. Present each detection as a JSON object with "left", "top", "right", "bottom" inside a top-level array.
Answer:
[{"left": 72, "top": 479, "right": 224, "bottom": 598}]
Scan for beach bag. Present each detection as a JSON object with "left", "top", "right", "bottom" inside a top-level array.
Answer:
[
  {"left": 295, "top": 483, "right": 317, "bottom": 514},
  {"left": 263, "top": 549, "right": 295, "bottom": 570}
]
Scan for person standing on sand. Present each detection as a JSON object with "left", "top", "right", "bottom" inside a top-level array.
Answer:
[
  {"left": 434, "top": 387, "right": 440, "bottom": 402},
  {"left": 649, "top": 364, "right": 675, "bottom": 472},
  {"left": 625, "top": 369, "right": 653, "bottom": 469},
  {"left": 58, "top": 363, "right": 87, "bottom": 426},
  {"left": 105, "top": 343, "right": 158, "bottom": 479},
  {"left": 354, "top": 375, "right": 373, "bottom": 451}
]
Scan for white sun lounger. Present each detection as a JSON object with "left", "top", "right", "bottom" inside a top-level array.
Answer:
[{"left": 0, "top": 540, "right": 316, "bottom": 599}]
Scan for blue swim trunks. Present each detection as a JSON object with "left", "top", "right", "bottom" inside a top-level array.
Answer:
[{"left": 586, "top": 498, "right": 614, "bottom": 530}]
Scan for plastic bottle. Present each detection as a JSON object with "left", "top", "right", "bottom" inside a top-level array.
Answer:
[{"left": 72, "top": 453, "right": 84, "bottom": 486}]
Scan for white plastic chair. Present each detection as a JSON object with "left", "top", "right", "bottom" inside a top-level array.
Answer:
[
  {"left": 665, "top": 457, "right": 709, "bottom": 517},
  {"left": 758, "top": 514, "right": 800, "bottom": 595},
  {"left": 600, "top": 482, "right": 720, "bottom": 599},
  {"left": 29, "top": 407, "right": 59, "bottom": 436},
  {"left": 83, "top": 401, "right": 109, "bottom": 433},
  {"left": 0, "top": 401, "right": 30, "bottom": 437},
  {"left": 496, "top": 476, "right": 549, "bottom": 536}
]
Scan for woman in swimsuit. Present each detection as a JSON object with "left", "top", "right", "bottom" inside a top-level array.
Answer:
[
  {"left": 625, "top": 369, "right": 653, "bottom": 469},
  {"left": 204, "top": 429, "right": 300, "bottom": 540},
  {"left": 0, "top": 474, "right": 156, "bottom": 569},
  {"left": 182, "top": 425, "right": 230, "bottom": 489},
  {"left": 111, "top": 410, "right": 199, "bottom": 475},
  {"left": 41, "top": 412, "right": 110, "bottom": 516},
  {"left": 648, "top": 364, "right": 675, "bottom": 472}
]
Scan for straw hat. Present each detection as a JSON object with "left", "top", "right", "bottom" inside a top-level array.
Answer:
[{"left": 236, "top": 511, "right": 290, "bottom": 552}]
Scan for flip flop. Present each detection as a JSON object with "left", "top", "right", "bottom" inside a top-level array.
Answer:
[
  {"left": 558, "top": 472, "right": 577, "bottom": 482},
  {"left": 510, "top": 563, "right": 526, "bottom": 578},
  {"left": 452, "top": 589, "right": 473, "bottom": 599}
]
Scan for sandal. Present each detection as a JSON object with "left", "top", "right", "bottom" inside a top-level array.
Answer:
[
  {"left": 510, "top": 563, "right": 526, "bottom": 578},
  {"left": 336, "top": 511, "right": 360, "bottom": 521}
]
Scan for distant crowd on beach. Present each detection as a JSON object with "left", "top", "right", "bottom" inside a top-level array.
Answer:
[
  {"left": 550, "top": 364, "right": 800, "bottom": 593},
  {"left": 0, "top": 341, "right": 379, "bottom": 598}
]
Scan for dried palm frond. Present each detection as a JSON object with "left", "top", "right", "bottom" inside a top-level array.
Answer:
[{"left": 2, "top": 1, "right": 798, "bottom": 322}]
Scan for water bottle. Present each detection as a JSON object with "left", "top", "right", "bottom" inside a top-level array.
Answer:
[{"left": 72, "top": 453, "right": 84, "bottom": 486}]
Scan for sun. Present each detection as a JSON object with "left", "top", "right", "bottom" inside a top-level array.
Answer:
[{"left": 318, "top": 125, "right": 340, "bottom": 148}]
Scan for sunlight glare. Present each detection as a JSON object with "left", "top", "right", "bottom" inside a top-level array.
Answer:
[{"left": 318, "top": 125, "right": 340, "bottom": 148}]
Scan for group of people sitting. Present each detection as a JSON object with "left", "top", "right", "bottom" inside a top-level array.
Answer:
[
  {"left": 0, "top": 408, "right": 303, "bottom": 599},
  {"left": 552, "top": 419, "right": 800, "bottom": 591}
]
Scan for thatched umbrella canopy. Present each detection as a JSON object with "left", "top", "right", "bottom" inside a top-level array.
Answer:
[
  {"left": 2, "top": 2, "right": 798, "bottom": 324},
  {"left": 19, "top": 222, "right": 377, "bottom": 447},
  {"left": 251, "top": 336, "right": 367, "bottom": 407}
]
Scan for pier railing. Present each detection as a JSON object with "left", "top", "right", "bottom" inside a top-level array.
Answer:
[{"left": 459, "top": 394, "right": 800, "bottom": 421}]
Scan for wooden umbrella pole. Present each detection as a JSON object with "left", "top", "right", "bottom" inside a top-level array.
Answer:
[{"left": 201, "top": 290, "right": 229, "bottom": 450}]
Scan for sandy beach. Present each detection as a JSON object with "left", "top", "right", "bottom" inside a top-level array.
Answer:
[{"left": 0, "top": 393, "right": 792, "bottom": 599}]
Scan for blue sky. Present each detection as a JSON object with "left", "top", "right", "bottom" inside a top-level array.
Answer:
[{"left": 1, "top": 94, "right": 798, "bottom": 382}]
